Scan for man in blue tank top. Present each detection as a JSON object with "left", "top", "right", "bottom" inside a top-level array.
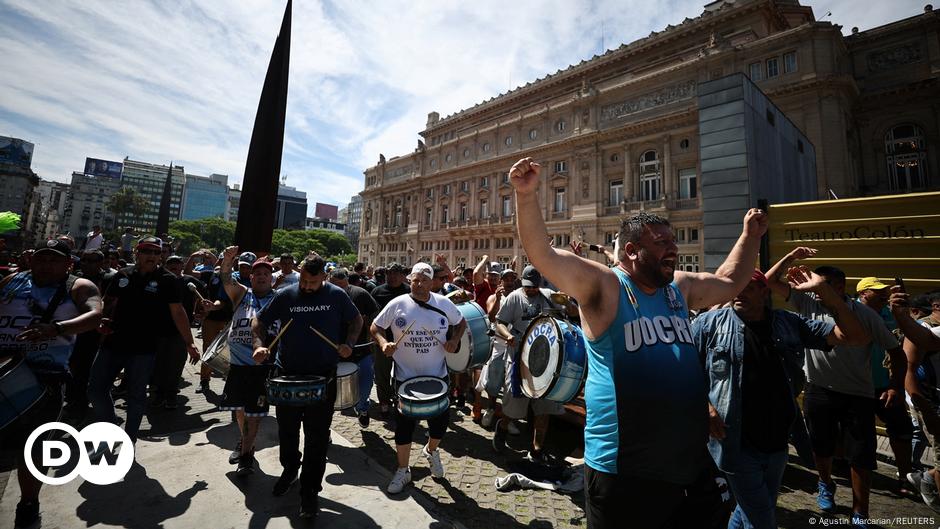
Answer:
[{"left": 510, "top": 157, "right": 768, "bottom": 529}]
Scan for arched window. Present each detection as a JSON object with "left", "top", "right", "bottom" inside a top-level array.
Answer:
[
  {"left": 639, "top": 150, "right": 661, "bottom": 201},
  {"left": 885, "top": 124, "right": 928, "bottom": 191}
]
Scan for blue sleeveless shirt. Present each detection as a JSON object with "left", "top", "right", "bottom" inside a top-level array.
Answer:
[{"left": 583, "top": 268, "right": 708, "bottom": 484}]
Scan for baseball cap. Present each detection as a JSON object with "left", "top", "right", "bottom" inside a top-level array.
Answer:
[
  {"left": 409, "top": 262, "right": 434, "bottom": 281},
  {"left": 251, "top": 258, "right": 274, "bottom": 271},
  {"left": 489, "top": 262, "right": 501, "bottom": 274},
  {"left": 521, "top": 265, "right": 541, "bottom": 288},
  {"left": 856, "top": 277, "right": 889, "bottom": 292},
  {"left": 500, "top": 268, "right": 517, "bottom": 278},
  {"left": 330, "top": 267, "right": 349, "bottom": 279},
  {"left": 238, "top": 251, "right": 258, "bottom": 266},
  {"left": 34, "top": 239, "right": 72, "bottom": 258},
  {"left": 165, "top": 255, "right": 184, "bottom": 264},
  {"left": 387, "top": 262, "right": 405, "bottom": 273},
  {"left": 137, "top": 236, "right": 163, "bottom": 250}
]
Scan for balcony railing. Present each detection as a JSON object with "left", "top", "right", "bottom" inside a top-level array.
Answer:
[
  {"left": 623, "top": 198, "right": 666, "bottom": 211},
  {"left": 672, "top": 197, "right": 700, "bottom": 210},
  {"left": 550, "top": 210, "right": 569, "bottom": 220}
]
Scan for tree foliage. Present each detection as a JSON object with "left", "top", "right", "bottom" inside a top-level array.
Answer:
[
  {"left": 166, "top": 218, "right": 353, "bottom": 261},
  {"left": 105, "top": 187, "right": 150, "bottom": 230}
]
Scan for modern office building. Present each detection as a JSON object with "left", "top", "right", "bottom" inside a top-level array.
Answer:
[
  {"left": 119, "top": 159, "right": 185, "bottom": 233},
  {"left": 344, "top": 195, "right": 363, "bottom": 254},
  {"left": 227, "top": 184, "right": 241, "bottom": 222},
  {"left": 26, "top": 179, "right": 70, "bottom": 246},
  {"left": 359, "top": 0, "right": 939, "bottom": 268},
  {"left": 181, "top": 173, "right": 229, "bottom": 220},
  {"left": 0, "top": 136, "right": 40, "bottom": 249},
  {"left": 275, "top": 185, "right": 308, "bottom": 230}
]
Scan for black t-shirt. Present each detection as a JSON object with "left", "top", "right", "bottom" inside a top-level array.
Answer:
[
  {"left": 257, "top": 282, "right": 359, "bottom": 376},
  {"left": 371, "top": 282, "right": 410, "bottom": 311},
  {"left": 103, "top": 266, "right": 183, "bottom": 354},
  {"left": 345, "top": 284, "right": 378, "bottom": 344},
  {"left": 741, "top": 318, "right": 795, "bottom": 453}
]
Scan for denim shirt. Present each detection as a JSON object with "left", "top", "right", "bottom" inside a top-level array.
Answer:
[{"left": 692, "top": 307, "right": 833, "bottom": 472}]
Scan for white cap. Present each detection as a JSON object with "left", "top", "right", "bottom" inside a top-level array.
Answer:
[
  {"left": 409, "top": 262, "right": 434, "bottom": 280},
  {"left": 489, "top": 261, "right": 502, "bottom": 273}
]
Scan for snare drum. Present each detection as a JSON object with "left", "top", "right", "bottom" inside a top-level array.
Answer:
[
  {"left": 202, "top": 321, "right": 232, "bottom": 376},
  {"left": 519, "top": 316, "right": 587, "bottom": 403},
  {"left": 397, "top": 376, "right": 450, "bottom": 418},
  {"left": 447, "top": 301, "right": 492, "bottom": 373},
  {"left": 0, "top": 356, "right": 47, "bottom": 431},
  {"left": 266, "top": 375, "right": 329, "bottom": 406},
  {"left": 334, "top": 362, "right": 360, "bottom": 411}
]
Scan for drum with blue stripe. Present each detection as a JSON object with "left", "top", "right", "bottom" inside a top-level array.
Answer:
[
  {"left": 0, "top": 357, "right": 47, "bottom": 431},
  {"left": 266, "top": 375, "right": 328, "bottom": 406},
  {"left": 520, "top": 316, "right": 587, "bottom": 403},
  {"left": 397, "top": 376, "right": 450, "bottom": 418},
  {"left": 446, "top": 301, "right": 492, "bottom": 373}
]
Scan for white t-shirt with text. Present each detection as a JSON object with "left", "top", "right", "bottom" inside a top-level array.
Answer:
[{"left": 374, "top": 292, "right": 464, "bottom": 382}]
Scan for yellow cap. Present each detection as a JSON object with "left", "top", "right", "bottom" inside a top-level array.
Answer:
[{"left": 856, "top": 277, "right": 889, "bottom": 292}]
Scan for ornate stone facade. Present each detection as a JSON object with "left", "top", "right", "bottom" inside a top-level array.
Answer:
[{"left": 358, "top": 0, "right": 939, "bottom": 268}]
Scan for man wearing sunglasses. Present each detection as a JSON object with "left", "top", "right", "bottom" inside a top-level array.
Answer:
[{"left": 87, "top": 236, "right": 199, "bottom": 445}]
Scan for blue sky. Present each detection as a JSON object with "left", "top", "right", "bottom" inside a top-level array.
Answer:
[{"left": 0, "top": 0, "right": 926, "bottom": 215}]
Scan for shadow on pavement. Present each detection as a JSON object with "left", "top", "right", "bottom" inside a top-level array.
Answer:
[
  {"left": 202, "top": 417, "right": 281, "bottom": 455},
  {"left": 439, "top": 478, "right": 554, "bottom": 529},
  {"left": 75, "top": 461, "right": 207, "bottom": 529}
]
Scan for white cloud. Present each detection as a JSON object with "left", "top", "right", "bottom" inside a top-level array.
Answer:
[{"left": 0, "top": 0, "right": 927, "bottom": 213}]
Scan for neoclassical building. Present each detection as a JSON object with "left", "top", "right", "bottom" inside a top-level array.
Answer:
[{"left": 358, "top": 0, "right": 939, "bottom": 269}]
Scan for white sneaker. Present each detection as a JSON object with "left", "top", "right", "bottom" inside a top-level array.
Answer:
[
  {"left": 423, "top": 446, "right": 445, "bottom": 478},
  {"left": 388, "top": 467, "right": 412, "bottom": 494},
  {"left": 507, "top": 420, "right": 522, "bottom": 435},
  {"left": 481, "top": 409, "right": 496, "bottom": 429}
]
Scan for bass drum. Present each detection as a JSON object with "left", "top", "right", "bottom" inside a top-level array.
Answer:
[
  {"left": 0, "top": 356, "right": 47, "bottom": 431},
  {"left": 446, "top": 301, "right": 492, "bottom": 373},
  {"left": 519, "top": 316, "right": 587, "bottom": 403},
  {"left": 201, "top": 321, "right": 232, "bottom": 376}
]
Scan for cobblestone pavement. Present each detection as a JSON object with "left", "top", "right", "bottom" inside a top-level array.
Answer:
[{"left": 3, "top": 355, "right": 936, "bottom": 529}]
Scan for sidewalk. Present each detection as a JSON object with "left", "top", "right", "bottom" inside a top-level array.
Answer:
[{"left": 0, "top": 363, "right": 451, "bottom": 529}]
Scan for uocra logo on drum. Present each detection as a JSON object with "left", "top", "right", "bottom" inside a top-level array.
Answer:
[
  {"left": 24, "top": 422, "right": 134, "bottom": 485},
  {"left": 623, "top": 315, "right": 694, "bottom": 352}
]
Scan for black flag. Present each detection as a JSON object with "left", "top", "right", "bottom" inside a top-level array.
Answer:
[
  {"left": 155, "top": 162, "right": 173, "bottom": 236},
  {"left": 234, "top": 0, "right": 291, "bottom": 254}
]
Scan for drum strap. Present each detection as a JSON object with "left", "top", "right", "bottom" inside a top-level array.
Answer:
[
  {"left": 40, "top": 275, "right": 78, "bottom": 324},
  {"left": 412, "top": 298, "right": 454, "bottom": 340}
]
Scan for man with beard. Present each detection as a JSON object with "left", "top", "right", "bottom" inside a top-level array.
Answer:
[
  {"left": 217, "top": 246, "right": 276, "bottom": 474},
  {"left": 370, "top": 262, "right": 410, "bottom": 418},
  {"left": 0, "top": 239, "right": 102, "bottom": 528},
  {"left": 693, "top": 269, "right": 867, "bottom": 529},
  {"left": 252, "top": 254, "right": 362, "bottom": 519},
  {"left": 510, "top": 157, "right": 767, "bottom": 529},
  {"left": 87, "top": 236, "right": 199, "bottom": 444}
]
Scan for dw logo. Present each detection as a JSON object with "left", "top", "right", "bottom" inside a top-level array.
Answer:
[{"left": 24, "top": 422, "right": 134, "bottom": 485}]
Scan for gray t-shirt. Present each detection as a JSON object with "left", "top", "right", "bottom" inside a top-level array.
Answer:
[
  {"left": 789, "top": 290, "right": 898, "bottom": 398},
  {"left": 496, "top": 288, "right": 559, "bottom": 344}
]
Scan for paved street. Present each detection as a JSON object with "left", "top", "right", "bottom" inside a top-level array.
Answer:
[{"left": 1, "top": 358, "right": 936, "bottom": 529}]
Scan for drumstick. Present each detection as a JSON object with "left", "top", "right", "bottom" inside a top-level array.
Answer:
[
  {"left": 186, "top": 282, "right": 205, "bottom": 301},
  {"left": 421, "top": 327, "right": 446, "bottom": 345},
  {"left": 309, "top": 325, "right": 339, "bottom": 351},
  {"left": 268, "top": 318, "right": 292, "bottom": 349},
  {"left": 401, "top": 319, "right": 416, "bottom": 337}
]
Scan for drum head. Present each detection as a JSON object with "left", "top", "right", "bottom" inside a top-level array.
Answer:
[
  {"left": 399, "top": 377, "right": 447, "bottom": 400},
  {"left": 336, "top": 362, "right": 358, "bottom": 377},
  {"left": 521, "top": 317, "right": 562, "bottom": 397}
]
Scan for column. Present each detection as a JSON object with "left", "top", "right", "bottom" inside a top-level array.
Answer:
[
  {"left": 623, "top": 144, "right": 634, "bottom": 203},
  {"left": 662, "top": 135, "right": 673, "bottom": 201}
]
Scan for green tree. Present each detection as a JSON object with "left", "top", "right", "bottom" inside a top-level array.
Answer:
[
  {"left": 105, "top": 187, "right": 150, "bottom": 230},
  {"left": 169, "top": 217, "right": 234, "bottom": 252}
]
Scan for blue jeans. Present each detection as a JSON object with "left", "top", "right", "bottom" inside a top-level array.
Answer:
[
  {"left": 355, "top": 353, "right": 374, "bottom": 414},
  {"left": 726, "top": 445, "right": 788, "bottom": 529},
  {"left": 87, "top": 347, "right": 156, "bottom": 443}
]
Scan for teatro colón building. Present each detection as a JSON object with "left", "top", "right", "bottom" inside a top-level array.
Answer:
[{"left": 357, "top": 0, "right": 939, "bottom": 269}]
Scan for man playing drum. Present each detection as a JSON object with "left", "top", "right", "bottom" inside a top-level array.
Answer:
[
  {"left": 252, "top": 254, "right": 361, "bottom": 520},
  {"left": 218, "top": 246, "right": 277, "bottom": 474},
  {"left": 370, "top": 263, "right": 467, "bottom": 494},
  {"left": 491, "top": 265, "right": 565, "bottom": 460},
  {"left": 510, "top": 157, "right": 768, "bottom": 529},
  {"left": 0, "top": 239, "right": 102, "bottom": 529}
]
